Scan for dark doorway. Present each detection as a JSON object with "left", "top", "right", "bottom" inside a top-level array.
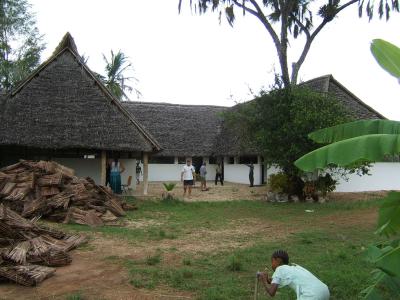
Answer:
[{"left": 192, "top": 156, "right": 203, "bottom": 173}]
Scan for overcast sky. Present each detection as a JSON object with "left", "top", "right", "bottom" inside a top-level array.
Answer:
[{"left": 29, "top": 0, "right": 400, "bottom": 120}]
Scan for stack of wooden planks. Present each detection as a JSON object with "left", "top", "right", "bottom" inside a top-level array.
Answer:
[
  {"left": 0, "top": 204, "right": 87, "bottom": 286},
  {"left": 0, "top": 160, "right": 135, "bottom": 226}
]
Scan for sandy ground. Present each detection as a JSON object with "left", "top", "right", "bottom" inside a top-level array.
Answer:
[
  {"left": 0, "top": 207, "right": 377, "bottom": 300},
  {"left": 132, "top": 181, "right": 268, "bottom": 201},
  {"left": 0, "top": 183, "right": 384, "bottom": 300},
  {"left": 131, "top": 181, "right": 388, "bottom": 202}
]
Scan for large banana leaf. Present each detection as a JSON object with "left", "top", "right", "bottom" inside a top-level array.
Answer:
[
  {"left": 309, "top": 119, "right": 400, "bottom": 144},
  {"left": 376, "top": 246, "right": 400, "bottom": 277},
  {"left": 371, "top": 39, "right": 400, "bottom": 79},
  {"left": 295, "top": 134, "right": 400, "bottom": 172},
  {"left": 376, "top": 192, "right": 400, "bottom": 236}
]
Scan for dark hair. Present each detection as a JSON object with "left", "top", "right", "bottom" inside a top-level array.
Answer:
[
  {"left": 114, "top": 158, "right": 119, "bottom": 163},
  {"left": 272, "top": 250, "right": 289, "bottom": 265}
]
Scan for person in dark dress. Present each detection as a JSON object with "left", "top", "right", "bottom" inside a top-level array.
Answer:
[
  {"left": 215, "top": 163, "right": 223, "bottom": 185},
  {"left": 246, "top": 163, "right": 254, "bottom": 187},
  {"left": 105, "top": 159, "right": 111, "bottom": 187}
]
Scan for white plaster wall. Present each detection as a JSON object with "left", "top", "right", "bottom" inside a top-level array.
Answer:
[
  {"left": 54, "top": 158, "right": 101, "bottom": 183},
  {"left": 147, "top": 163, "right": 218, "bottom": 182},
  {"left": 266, "top": 163, "right": 400, "bottom": 192},
  {"left": 224, "top": 164, "right": 263, "bottom": 185},
  {"left": 335, "top": 162, "right": 400, "bottom": 192},
  {"left": 54, "top": 158, "right": 136, "bottom": 189},
  {"left": 148, "top": 164, "right": 182, "bottom": 181}
]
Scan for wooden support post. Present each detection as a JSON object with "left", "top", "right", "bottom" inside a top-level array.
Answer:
[
  {"left": 100, "top": 151, "right": 107, "bottom": 186},
  {"left": 143, "top": 152, "right": 149, "bottom": 196}
]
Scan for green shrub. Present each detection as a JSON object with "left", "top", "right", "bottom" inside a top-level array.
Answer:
[
  {"left": 163, "top": 182, "right": 176, "bottom": 192},
  {"left": 268, "top": 172, "right": 290, "bottom": 193}
]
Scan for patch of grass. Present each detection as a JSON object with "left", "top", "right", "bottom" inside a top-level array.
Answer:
[
  {"left": 65, "top": 291, "right": 84, "bottom": 300},
  {"left": 124, "top": 226, "right": 380, "bottom": 299},
  {"left": 56, "top": 198, "right": 382, "bottom": 299},
  {"left": 227, "top": 255, "right": 243, "bottom": 272},
  {"left": 146, "top": 253, "right": 161, "bottom": 266}
]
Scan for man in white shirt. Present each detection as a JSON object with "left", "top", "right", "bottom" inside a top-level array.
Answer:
[{"left": 181, "top": 159, "right": 195, "bottom": 197}]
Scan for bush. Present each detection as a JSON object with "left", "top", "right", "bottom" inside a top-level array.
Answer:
[
  {"left": 268, "top": 173, "right": 290, "bottom": 194},
  {"left": 163, "top": 182, "right": 176, "bottom": 192},
  {"left": 315, "top": 174, "right": 337, "bottom": 196}
]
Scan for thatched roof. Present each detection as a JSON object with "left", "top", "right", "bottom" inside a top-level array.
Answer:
[
  {"left": 123, "top": 75, "right": 385, "bottom": 158},
  {"left": 300, "top": 75, "right": 386, "bottom": 119},
  {"left": 123, "top": 102, "right": 227, "bottom": 157},
  {"left": 0, "top": 33, "right": 160, "bottom": 153}
]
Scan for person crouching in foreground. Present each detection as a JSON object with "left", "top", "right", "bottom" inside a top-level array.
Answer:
[{"left": 258, "top": 250, "right": 329, "bottom": 300}]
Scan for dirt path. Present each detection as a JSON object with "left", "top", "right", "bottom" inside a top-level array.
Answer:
[
  {"left": 0, "top": 197, "right": 379, "bottom": 299},
  {"left": 133, "top": 181, "right": 268, "bottom": 201}
]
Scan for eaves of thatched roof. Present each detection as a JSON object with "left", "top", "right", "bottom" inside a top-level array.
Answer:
[
  {"left": 123, "top": 102, "right": 228, "bottom": 157},
  {"left": 122, "top": 75, "right": 386, "bottom": 158},
  {"left": 300, "top": 74, "right": 386, "bottom": 120},
  {"left": 0, "top": 33, "right": 161, "bottom": 153}
]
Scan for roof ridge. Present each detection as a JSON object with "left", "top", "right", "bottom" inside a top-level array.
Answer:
[
  {"left": 52, "top": 32, "right": 79, "bottom": 56},
  {"left": 328, "top": 75, "right": 386, "bottom": 119},
  {"left": 122, "top": 101, "right": 228, "bottom": 109}
]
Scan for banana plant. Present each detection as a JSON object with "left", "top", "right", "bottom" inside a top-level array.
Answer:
[{"left": 294, "top": 39, "right": 400, "bottom": 299}]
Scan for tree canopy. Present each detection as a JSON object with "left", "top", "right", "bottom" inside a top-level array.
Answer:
[
  {"left": 295, "top": 39, "right": 400, "bottom": 299},
  {"left": 178, "top": 0, "right": 399, "bottom": 87},
  {"left": 224, "top": 84, "right": 352, "bottom": 195},
  {"left": 0, "top": 0, "right": 45, "bottom": 91}
]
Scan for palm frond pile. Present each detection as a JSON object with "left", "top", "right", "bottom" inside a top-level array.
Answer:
[{"left": 0, "top": 160, "right": 135, "bottom": 227}]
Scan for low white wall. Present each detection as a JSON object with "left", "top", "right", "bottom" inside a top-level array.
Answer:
[
  {"left": 54, "top": 158, "right": 136, "bottom": 189},
  {"left": 147, "top": 164, "right": 218, "bottom": 181},
  {"left": 267, "top": 163, "right": 400, "bottom": 192},
  {"left": 335, "top": 162, "right": 400, "bottom": 192},
  {"left": 224, "top": 164, "right": 263, "bottom": 185},
  {"left": 54, "top": 158, "right": 101, "bottom": 183},
  {"left": 148, "top": 164, "right": 182, "bottom": 181}
]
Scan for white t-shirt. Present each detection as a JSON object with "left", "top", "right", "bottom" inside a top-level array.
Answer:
[
  {"left": 182, "top": 165, "right": 195, "bottom": 180},
  {"left": 272, "top": 264, "right": 330, "bottom": 300}
]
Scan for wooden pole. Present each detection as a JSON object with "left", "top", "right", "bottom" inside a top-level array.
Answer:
[
  {"left": 143, "top": 152, "right": 149, "bottom": 195},
  {"left": 100, "top": 150, "right": 107, "bottom": 186}
]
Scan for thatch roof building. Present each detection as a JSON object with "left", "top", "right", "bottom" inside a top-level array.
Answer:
[
  {"left": 123, "top": 75, "right": 384, "bottom": 160},
  {"left": 300, "top": 75, "right": 385, "bottom": 119},
  {"left": 123, "top": 102, "right": 227, "bottom": 157},
  {"left": 0, "top": 33, "right": 160, "bottom": 155}
]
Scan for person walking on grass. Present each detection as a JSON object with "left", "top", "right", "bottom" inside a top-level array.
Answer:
[
  {"left": 257, "top": 250, "right": 330, "bottom": 300},
  {"left": 215, "top": 163, "right": 223, "bottom": 185},
  {"left": 199, "top": 162, "right": 207, "bottom": 191},
  {"left": 181, "top": 159, "right": 195, "bottom": 198}
]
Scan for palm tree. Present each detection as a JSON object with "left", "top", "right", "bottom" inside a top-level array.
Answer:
[{"left": 101, "top": 50, "right": 141, "bottom": 101}]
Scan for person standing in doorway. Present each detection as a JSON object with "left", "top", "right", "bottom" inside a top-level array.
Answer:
[
  {"left": 135, "top": 161, "right": 142, "bottom": 185},
  {"left": 105, "top": 159, "right": 112, "bottom": 187},
  {"left": 246, "top": 163, "right": 255, "bottom": 187},
  {"left": 181, "top": 159, "right": 195, "bottom": 198},
  {"left": 110, "top": 158, "right": 125, "bottom": 194},
  {"left": 199, "top": 162, "right": 207, "bottom": 191},
  {"left": 215, "top": 163, "right": 223, "bottom": 186}
]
